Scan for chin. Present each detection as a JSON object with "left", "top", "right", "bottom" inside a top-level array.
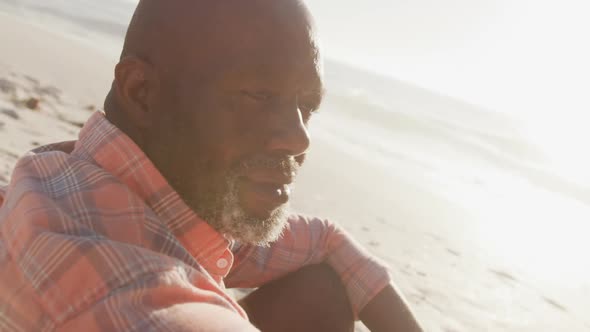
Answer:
[
  {"left": 246, "top": 204, "right": 283, "bottom": 220},
  {"left": 220, "top": 203, "right": 290, "bottom": 246}
]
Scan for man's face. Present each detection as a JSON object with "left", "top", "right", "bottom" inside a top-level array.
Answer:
[{"left": 143, "top": 4, "right": 323, "bottom": 245}]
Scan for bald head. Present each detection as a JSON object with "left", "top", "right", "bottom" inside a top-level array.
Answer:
[
  {"left": 106, "top": 0, "right": 324, "bottom": 245},
  {"left": 120, "top": 0, "right": 319, "bottom": 77}
]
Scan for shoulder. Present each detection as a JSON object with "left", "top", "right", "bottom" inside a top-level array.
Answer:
[
  {"left": 7, "top": 142, "right": 124, "bottom": 201},
  {"left": 0, "top": 143, "right": 146, "bottom": 239},
  {"left": 0, "top": 147, "right": 171, "bottom": 326},
  {"left": 0, "top": 143, "right": 149, "bottom": 257},
  {"left": 286, "top": 213, "right": 330, "bottom": 225},
  {"left": 285, "top": 213, "right": 338, "bottom": 232}
]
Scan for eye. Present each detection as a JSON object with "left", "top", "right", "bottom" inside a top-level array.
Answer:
[
  {"left": 297, "top": 91, "right": 323, "bottom": 115},
  {"left": 240, "top": 90, "right": 273, "bottom": 102}
]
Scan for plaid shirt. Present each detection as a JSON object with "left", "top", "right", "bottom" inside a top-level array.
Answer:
[{"left": 0, "top": 111, "right": 391, "bottom": 331}]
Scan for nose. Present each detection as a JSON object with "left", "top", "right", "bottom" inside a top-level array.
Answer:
[{"left": 266, "top": 100, "right": 311, "bottom": 157}]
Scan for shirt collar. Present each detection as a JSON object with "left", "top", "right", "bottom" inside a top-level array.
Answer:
[{"left": 74, "top": 111, "right": 233, "bottom": 277}]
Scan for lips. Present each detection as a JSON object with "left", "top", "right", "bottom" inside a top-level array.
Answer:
[
  {"left": 233, "top": 156, "right": 298, "bottom": 216},
  {"left": 238, "top": 177, "right": 292, "bottom": 206}
]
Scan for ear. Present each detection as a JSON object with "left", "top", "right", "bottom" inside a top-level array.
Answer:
[{"left": 113, "top": 56, "right": 156, "bottom": 128}]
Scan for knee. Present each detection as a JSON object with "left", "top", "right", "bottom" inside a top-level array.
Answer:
[
  {"left": 243, "top": 264, "right": 354, "bottom": 332},
  {"left": 290, "top": 264, "right": 352, "bottom": 312},
  {"left": 294, "top": 264, "right": 354, "bottom": 330}
]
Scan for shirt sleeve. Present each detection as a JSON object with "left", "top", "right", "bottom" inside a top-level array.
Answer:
[
  {"left": 56, "top": 270, "right": 259, "bottom": 332},
  {"left": 225, "top": 215, "right": 392, "bottom": 317}
]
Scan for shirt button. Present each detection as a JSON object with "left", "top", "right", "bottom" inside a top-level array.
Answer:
[{"left": 216, "top": 258, "right": 229, "bottom": 269}]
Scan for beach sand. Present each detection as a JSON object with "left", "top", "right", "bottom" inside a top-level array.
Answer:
[{"left": 1, "top": 11, "right": 589, "bottom": 332}]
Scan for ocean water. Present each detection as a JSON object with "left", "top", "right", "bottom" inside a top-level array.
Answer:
[{"left": 1, "top": 0, "right": 589, "bottom": 330}]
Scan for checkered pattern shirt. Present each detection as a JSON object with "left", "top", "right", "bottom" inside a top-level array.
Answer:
[{"left": 0, "top": 111, "right": 391, "bottom": 331}]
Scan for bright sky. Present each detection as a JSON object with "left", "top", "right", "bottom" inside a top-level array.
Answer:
[
  {"left": 308, "top": 0, "right": 590, "bottom": 118},
  {"left": 307, "top": 0, "right": 590, "bottom": 172}
]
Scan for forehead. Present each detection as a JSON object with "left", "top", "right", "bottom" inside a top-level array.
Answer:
[
  {"left": 218, "top": 45, "right": 323, "bottom": 90},
  {"left": 179, "top": 1, "right": 323, "bottom": 88}
]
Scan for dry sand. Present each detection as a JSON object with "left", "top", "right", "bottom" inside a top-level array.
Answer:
[{"left": 1, "top": 12, "right": 588, "bottom": 332}]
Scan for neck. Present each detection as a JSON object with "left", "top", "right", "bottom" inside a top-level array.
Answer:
[{"left": 103, "top": 88, "right": 145, "bottom": 149}]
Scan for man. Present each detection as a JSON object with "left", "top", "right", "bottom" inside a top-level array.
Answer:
[{"left": 0, "top": 0, "right": 422, "bottom": 331}]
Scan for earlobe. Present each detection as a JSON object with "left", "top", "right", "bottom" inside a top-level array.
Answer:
[{"left": 114, "top": 56, "right": 154, "bottom": 128}]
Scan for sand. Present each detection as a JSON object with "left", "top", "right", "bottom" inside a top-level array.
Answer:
[{"left": 1, "top": 11, "right": 589, "bottom": 332}]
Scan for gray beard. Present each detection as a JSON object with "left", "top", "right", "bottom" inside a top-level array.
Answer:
[
  {"left": 194, "top": 154, "right": 298, "bottom": 246},
  {"left": 203, "top": 172, "right": 290, "bottom": 246}
]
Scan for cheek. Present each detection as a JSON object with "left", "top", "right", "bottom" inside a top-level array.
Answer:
[
  {"left": 178, "top": 114, "right": 242, "bottom": 174},
  {"left": 234, "top": 115, "right": 264, "bottom": 142},
  {"left": 215, "top": 99, "right": 270, "bottom": 164}
]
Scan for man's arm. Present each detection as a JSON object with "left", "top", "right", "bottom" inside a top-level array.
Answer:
[
  {"left": 226, "top": 215, "right": 421, "bottom": 327},
  {"left": 59, "top": 302, "right": 258, "bottom": 332},
  {"left": 360, "top": 284, "right": 424, "bottom": 332},
  {"left": 57, "top": 273, "right": 259, "bottom": 332}
]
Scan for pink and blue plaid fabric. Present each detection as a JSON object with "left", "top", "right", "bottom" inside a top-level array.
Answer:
[{"left": 0, "top": 111, "right": 391, "bottom": 331}]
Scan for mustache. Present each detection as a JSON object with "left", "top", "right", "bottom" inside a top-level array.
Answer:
[{"left": 234, "top": 154, "right": 300, "bottom": 177}]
